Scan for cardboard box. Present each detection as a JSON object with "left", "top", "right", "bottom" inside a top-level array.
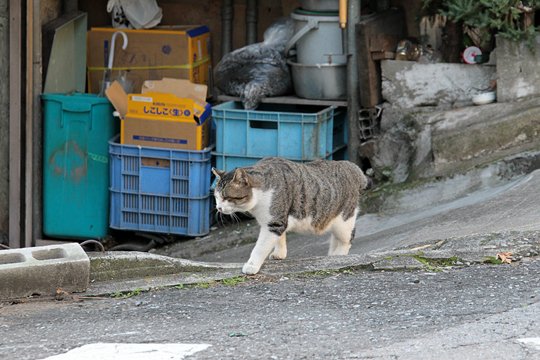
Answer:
[
  {"left": 106, "top": 78, "right": 211, "bottom": 151},
  {"left": 87, "top": 26, "right": 210, "bottom": 94}
]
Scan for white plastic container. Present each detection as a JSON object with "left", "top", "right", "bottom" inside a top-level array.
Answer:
[{"left": 287, "top": 9, "right": 345, "bottom": 65}]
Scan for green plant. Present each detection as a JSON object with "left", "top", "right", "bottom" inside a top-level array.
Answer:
[
  {"left": 483, "top": 256, "right": 504, "bottom": 265},
  {"left": 111, "top": 288, "right": 143, "bottom": 299},
  {"left": 412, "top": 254, "right": 462, "bottom": 271},
  {"left": 194, "top": 282, "right": 213, "bottom": 289},
  {"left": 221, "top": 276, "right": 247, "bottom": 286},
  {"left": 423, "top": 0, "right": 539, "bottom": 48}
]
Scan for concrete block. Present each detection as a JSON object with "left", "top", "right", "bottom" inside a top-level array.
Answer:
[
  {"left": 431, "top": 97, "right": 540, "bottom": 176},
  {"left": 0, "top": 243, "right": 90, "bottom": 300},
  {"left": 367, "top": 98, "right": 540, "bottom": 184},
  {"left": 496, "top": 35, "right": 540, "bottom": 102},
  {"left": 381, "top": 60, "right": 496, "bottom": 108}
]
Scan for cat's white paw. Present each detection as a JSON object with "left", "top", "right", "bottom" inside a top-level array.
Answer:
[
  {"left": 269, "top": 252, "right": 286, "bottom": 260},
  {"left": 242, "top": 262, "right": 261, "bottom": 275}
]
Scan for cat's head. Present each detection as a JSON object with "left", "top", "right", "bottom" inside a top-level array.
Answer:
[{"left": 212, "top": 167, "right": 255, "bottom": 215}]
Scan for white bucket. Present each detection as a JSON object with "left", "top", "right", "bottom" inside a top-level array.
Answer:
[{"left": 286, "top": 10, "right": 345, "bottom": 65}]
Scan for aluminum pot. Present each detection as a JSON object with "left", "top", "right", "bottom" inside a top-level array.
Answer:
[
  {"left": 299, "top": 0, "right": 339, "bottom": 12},
  {"left": 288, "top": 59, "right": 347, "bottom": 100}
]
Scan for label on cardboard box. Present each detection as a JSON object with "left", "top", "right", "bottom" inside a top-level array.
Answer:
[
  {"left": 124, "top": 93, "right": 210, "bottom": 150},
  {"left": 106, "top": 79, "right": 211, "bottom": 151},
  {"left": 128, "top": 93, "right": 194, "bottom": 120},
  {"left": 141, "top": 78, "right": 211, "bottom": 123},
  {"left": 131, "top": 96, "right": 153, "bottom": 103}
]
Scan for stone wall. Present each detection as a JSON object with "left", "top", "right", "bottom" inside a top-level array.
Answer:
[
  {"left": 365, "top": 99, "right": 540, "bottom": 184},
  {"left": 496, "top": 35, "right": 540, "bottom": 102},
  {"left": 381, "top": 60, "right": 496, "bottom": 108},
  {"left": 364, "top": 43, "right": 540, "bottom": 184}
]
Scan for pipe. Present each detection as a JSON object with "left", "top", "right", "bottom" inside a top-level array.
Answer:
[
  {"left": 221, "top": 0, "right": 234, "bottom": 56},
  {"left": 346, "top": 0, "right": 361, "bottom": 164},
  {"left": 339, "top": 0, "right": 347, "bottom": 28},
  {"left": 339, "top": 0, "right": 347, "bottom": 60},
  {"left": 246, "top": 0, "right": 258, "bottom": 45},
  {"left": 63, "top": 0, "right": 78, "bottom": 14}
]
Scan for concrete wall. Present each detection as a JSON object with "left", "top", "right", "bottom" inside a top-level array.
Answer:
[
  {"left": 381, "top": 60, "right": 496, "bottom": 108},
  {"left": 497, "top": 35, "right": 540, "bottom": 102},
  {"left": 365, "top": 98, "right": 540, "bottom": 184},
  {"left": 0, "top": 0, "right": 8, "bottom": 242}
]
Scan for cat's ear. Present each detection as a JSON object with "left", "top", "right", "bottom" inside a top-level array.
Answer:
[
  {"left": 232, "top": 168, "right": 250, "bottom": 186},
  {"left": 212, "top": 167, "right": 225, "bottom": 179}
]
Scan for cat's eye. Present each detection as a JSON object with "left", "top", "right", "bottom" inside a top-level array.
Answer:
[{"left": 228, "top": 195, "right": 247, "bottom": 201}]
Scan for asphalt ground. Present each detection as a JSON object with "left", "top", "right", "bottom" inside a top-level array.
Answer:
[
  {"left": 1, "top": 171, "right": 539, "bottom": 359},
  {"left": 1, "top": 257, "right": 539, "bottom": 359}
]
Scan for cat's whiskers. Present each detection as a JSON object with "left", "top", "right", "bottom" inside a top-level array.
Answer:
[
  {"left": 210, "top": 207, "right": 227, "bottom": 228},
  {"left": 230, "top": 212, "right": 241, "bottom": 228},
  {"left": 219, "top": 212, "right": 227, "bottom": 228}
]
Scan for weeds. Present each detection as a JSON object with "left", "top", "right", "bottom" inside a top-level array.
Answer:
[
  {"left": 174, "top": 276, "right": 248, "bottom": 290},
  {"left": 483, "top": 256, "right": 504, "bottom": 265},
  {"left": 111, "top": 288, "right": 143, "bottom": 299},
  {"left": 412, "top": 254, "right": 461, "bottom": 272}
]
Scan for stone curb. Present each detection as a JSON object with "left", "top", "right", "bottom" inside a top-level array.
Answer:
[{"left": 85, "top": 230, "right": 540, "bottom": 297}]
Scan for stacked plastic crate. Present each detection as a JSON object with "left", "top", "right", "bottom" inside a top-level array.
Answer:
[
  {"left": 105, "top": 78, "right": 214, "bottom": 238},
  {"left": 108, "top": 137, "right": 212, "bottom": 237},
  {"left": 212, "top": 102, "right": 347, "bottom": 171}
]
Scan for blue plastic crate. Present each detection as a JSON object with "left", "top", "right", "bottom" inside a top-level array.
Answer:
[
  {"left": 213, "top": 145, "right": 347, "bottom": 173},
  {"left": 109, "top": 136, "right": 211, "bottom": 237},
  {"left": 212, "top": 102, "right": 336, "bottom": 160},
  {"left": 212, "top": 107, "right": 348, "bottom": 172}
]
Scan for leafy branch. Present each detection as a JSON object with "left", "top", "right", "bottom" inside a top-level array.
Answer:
[{"left": 423, "top": 0, "right": 539, "bottom": 47}]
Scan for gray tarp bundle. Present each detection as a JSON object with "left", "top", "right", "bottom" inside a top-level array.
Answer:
[{"left": 214, "top": 17, "right": 295, "bottom": 110}]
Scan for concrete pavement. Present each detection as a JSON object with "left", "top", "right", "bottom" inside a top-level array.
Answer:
[
  {"left": 1, "top": 170, "right": 539, "bottom": 360},
  {"left": 151, "top": 169, "right": 540, "bottom": 268},
  {"left": 1, "top": 170, "right": 538, "bottom": 300},
  {"left": 85, "top": 170, "right": 540, "bottom": 296},
  {"left": 2, "top": 256, "right": 539, "bottom": 360}
]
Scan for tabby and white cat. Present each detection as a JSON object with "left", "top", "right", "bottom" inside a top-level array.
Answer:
[{"left": 212, "top": 157, "right": 370, "bottom": 275}]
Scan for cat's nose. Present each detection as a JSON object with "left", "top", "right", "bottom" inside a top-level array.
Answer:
[{"left": 216, "top": 204, "right": 223, "bottom": 213}]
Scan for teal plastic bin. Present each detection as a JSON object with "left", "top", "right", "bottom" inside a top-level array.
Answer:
[{"left": 42, "top": 93, "right": 118, "bottom": 239}]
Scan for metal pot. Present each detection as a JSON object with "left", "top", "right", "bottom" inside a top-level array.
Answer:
[
  {"left": 288, "top": 59, "right": 347, "bottom": 100},
  {"left": 299, "top": 0, "right": 339, "bottom": 12}
]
